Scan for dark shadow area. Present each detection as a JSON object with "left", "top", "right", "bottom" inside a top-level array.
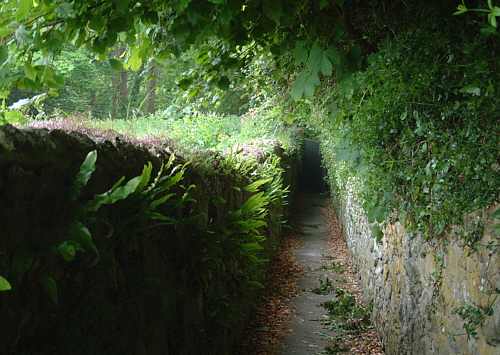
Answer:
[{"left": 298, "top": 138, "right": 328, "bottom": 193}]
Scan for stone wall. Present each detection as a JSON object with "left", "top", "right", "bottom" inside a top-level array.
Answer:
[
  {"left": 0, "top": 124, "right": 297, "bottom": 355},
  {"left": 336, "top": 181, "right": 500, "bottom": 355}
]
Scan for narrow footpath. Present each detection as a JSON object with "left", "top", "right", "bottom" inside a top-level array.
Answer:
[
  {"left": 280, "top": 193, "right": 383, "bottom": 354},
  {"left": 241, "top": 194, "right": 383, "bottom": 354}
]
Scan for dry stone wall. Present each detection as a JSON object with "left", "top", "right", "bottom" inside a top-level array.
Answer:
[{"left": 337, "top": 181, "right": 500, "bottom": 355}]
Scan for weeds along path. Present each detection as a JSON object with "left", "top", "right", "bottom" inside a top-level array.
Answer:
[
  {"left": 280, "top": 194, "right": 383, "bottom": 355},
  {"left": 239, "top": 193, "right": 383, "bottom": 354}
]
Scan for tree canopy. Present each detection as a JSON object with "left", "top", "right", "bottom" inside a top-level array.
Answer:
[{"left": 0, "top": 0, "right": 499, "bottom": 101}]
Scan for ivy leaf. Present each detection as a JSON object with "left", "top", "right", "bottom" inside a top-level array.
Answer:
[{"left": 0, "top": 276, "right": 12, "bottom": 291}]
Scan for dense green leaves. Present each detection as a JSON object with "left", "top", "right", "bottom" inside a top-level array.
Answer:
[
  {"left": 290, "top": 42, "right": 340, "bottom": 100},
  {"left": 318, "top": 23, "right": 499, "bottom": 239}
]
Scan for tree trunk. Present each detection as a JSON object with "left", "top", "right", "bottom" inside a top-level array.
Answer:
[
  {"left": 110, "top": 47, "right": 128, "bottom": 119},
  {"left": 145, "top": 61, "right": 158, "bottom": 114},
  {"left": 119, "top": 69, "right": 128, "bottom": 118}
]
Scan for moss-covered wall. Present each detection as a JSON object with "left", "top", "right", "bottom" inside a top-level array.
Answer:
[{"left": 0, "top": 124, "right": 296, "bottom": 355}]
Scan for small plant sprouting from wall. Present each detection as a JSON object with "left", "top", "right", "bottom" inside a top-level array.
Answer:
[{"left": 454, "top": 302, "right": 496, "bottom": 340}]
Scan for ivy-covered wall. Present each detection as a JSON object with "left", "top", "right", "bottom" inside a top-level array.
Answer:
[
  {"left": 315, "top": 19, "right": 499, "bottom": 355},
  {"left": 335, "top": 183, "right": 499, "bottom": 355},
  {"left": 0, "top": 124, "right": 297, "bottom": 355}
]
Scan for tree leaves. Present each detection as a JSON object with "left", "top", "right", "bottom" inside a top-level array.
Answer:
[
  {"left": 108, "top": 58, "right": 124, "bottom": 71},
  {"left": 16, "top": 0, "right": 33, "bottom": 20},
  {"left": 292, "top": 41, "right": 308, "bottom": 66},
  {"left": 263, "top": 0, "right": 283, "bottom": 24},
  {"left": 290, "top": 70, "right": 320, "bottom": 100},
  {"left": 0, "top": 276, "right": 12, "bottom": 291},
  {"left": 127, "top": 46, "right": 143, "bottom": 71},
  {"left": 290, "top": 42, "right": 334, "bottom": 100},
  {"left": 0, "top": 46, "right": 8, "bottom": 65}
]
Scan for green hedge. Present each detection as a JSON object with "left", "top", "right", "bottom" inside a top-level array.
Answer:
[{"left": 0, "top": 125, "right": 296, "bottom": 355}]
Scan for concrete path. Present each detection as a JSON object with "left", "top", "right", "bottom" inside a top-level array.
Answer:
[{"left": 279, "top": 194, "right": 335, "bottom": 355}]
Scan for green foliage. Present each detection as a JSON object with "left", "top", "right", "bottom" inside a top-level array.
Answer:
[
  {"left": 0, "top": 0, "right": 347, "bottom": 96},
  {"left": 0, "top": 275, "right": 12, "bottom": 291},
  {"left": 321, "top": 287, "right": 372, "bottom": 333},
  {"left": 455, "top": 303, "right": 495, "bottom": 340},
  {"left": 0, "top": 109, "right": 26, "bottom": 125},
  {"left": 70, "top": 150, "right": 97, "bottom": 199},
  {"left": 318, "top": 24, "right": 499, "bottom": 239},
  {"left": 312, "top": 277, "right": 335, "bottom": 295},
  {"left": 455, "top": 0, "right": 500, "bottom": 29}
]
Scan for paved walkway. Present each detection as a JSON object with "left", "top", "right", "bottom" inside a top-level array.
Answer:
[{"left": 279, "top": 194, "right": 335, "bottom": 355}]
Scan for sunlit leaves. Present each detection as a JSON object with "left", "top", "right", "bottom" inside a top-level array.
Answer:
[
  {"left": 0, "top": 275, "right": 12, "bottom": 291},
  {"left": 16, "top": 0, "right": 33, "bottom": 20},
  {"left": 1, "top": 110, "right": 26, "bottom": 125},
  {"left": 454, "top": 0, "right": 500, "bottom": 29},
  {"left": 127, "top": 46, "right": 144, "bottom": 71},
  {"left": 0, "top": 46, "right": 8, "bottom": 65}
]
